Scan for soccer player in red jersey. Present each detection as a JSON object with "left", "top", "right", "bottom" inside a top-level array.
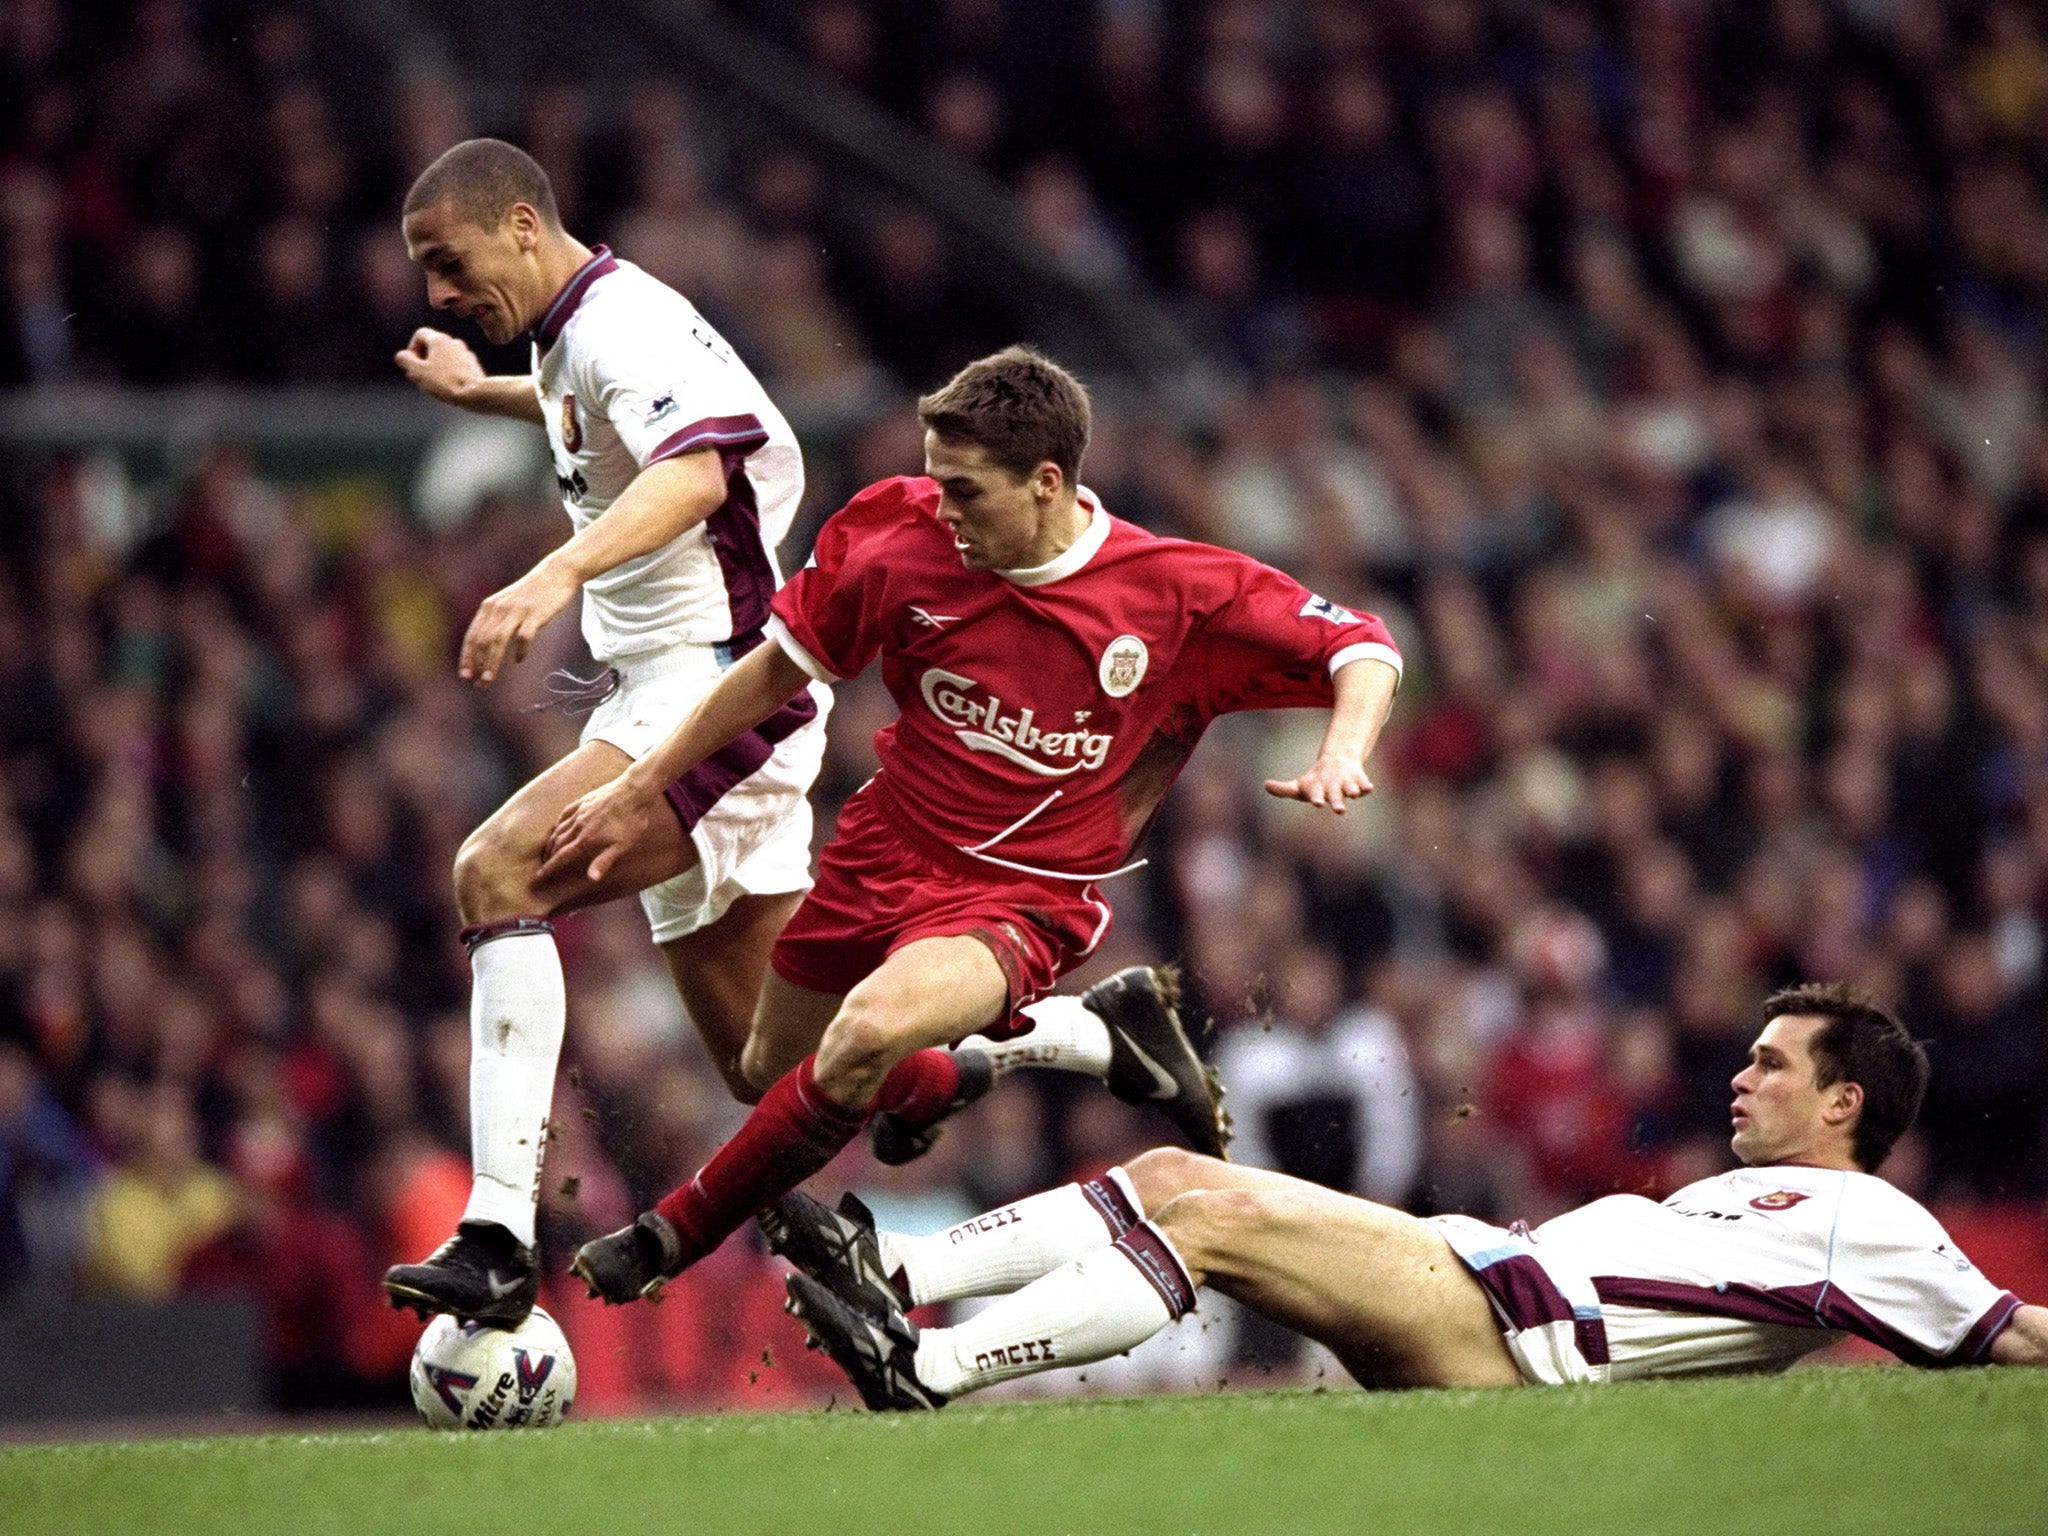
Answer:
[{"left": 542, "top": 346, "right": 1404, "bottom": 1303}]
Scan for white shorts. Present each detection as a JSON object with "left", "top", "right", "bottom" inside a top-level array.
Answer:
[
  {"left": 1429, "top": 1215, "right": 1612, "bottom": 1386},
  {"left": 580, "top": 646, "right": 831, "bottom": 944},
  {"left": 1431, "top": 1216, "right": 1841, "bottom": 1384}
]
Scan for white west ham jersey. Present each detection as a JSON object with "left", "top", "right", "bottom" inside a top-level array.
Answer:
[
  {"left": 1533, "top": 1164, "right": 2022, "bottom": 1377},
  {"left": 532, "top": 247, "right": 804, "bottom": 663}
]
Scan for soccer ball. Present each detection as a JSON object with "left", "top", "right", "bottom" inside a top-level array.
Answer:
[{"left": 409, "top": 1307, "right": 578, "bottom": 1430}]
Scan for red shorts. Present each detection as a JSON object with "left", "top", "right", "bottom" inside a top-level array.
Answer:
[{"left": 770, "top": 784, "right": 1114, "bottom": 1030}]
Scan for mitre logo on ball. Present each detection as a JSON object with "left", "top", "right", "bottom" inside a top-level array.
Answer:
[{"left": 1098, "top": 635, "right": 1148, "bottom": 698}]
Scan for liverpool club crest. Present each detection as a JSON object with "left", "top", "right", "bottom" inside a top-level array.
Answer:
[{"left": 1099, "top": 634, "right": 1149, "bottom": 698}]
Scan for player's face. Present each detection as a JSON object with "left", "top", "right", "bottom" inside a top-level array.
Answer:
[
  {"left": 402, "top": 201, "right": 540, "bottom": 346},
  {"left": 1729, "top": 1014, "right": 1838, "bottom": 1165},
  {"left": 924, "top": 432, "right": 1059, "bottom": 572}
]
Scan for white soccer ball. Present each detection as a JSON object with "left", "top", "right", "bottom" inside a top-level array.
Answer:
[{"left": 409, "top": 1307, "right": 578, "bottom": 1430}]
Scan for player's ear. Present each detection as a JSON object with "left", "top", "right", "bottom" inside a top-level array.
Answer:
[
  {"left": 507, "top": 201, "right": 542, "bottom": 250},
  {"left": 1033, "top": 460, "right": 1064, "bottom": 502},
  {"left": 1823, "top": 1078, "right": 1863, "bottom": 1128}
]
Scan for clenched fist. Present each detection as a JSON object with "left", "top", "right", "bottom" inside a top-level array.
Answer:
[{"left": 395, "top": 328, "right": 485, "bottom": 405}]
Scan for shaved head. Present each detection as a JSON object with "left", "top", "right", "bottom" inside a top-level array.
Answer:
[{"left": 404, "top": 138, "right": 561, "bottom": 231}]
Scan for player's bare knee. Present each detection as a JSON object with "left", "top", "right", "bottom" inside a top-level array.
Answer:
[
  {"left": 1123, "top": 1146, "right": 1224, "bottom": 1215},
  {"left": 812, "top": 1002, "right": 910, "bottom": 1105},
  {"left": 1152, "top": 1187, "right": 1272, "bottom": 1275},
  {"left": 716, "top": 1055, "right": 764, "bottom": 1105},
  {"left": 452, "top": 824, "right": 535, "bottom": 924},
  {"left": 737, "top": 1032, "right": 785, "bottom": 1098}
]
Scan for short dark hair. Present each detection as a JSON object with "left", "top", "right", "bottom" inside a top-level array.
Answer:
[
  {"left": 917, "top": 345, "right": 1091, "bottom": 484},
  {"left": 1764, "top": 981, "right": 1929, "bottom": 1172},
  {"left": 403, "top": 138, "right": 561, "bottom": 231}
]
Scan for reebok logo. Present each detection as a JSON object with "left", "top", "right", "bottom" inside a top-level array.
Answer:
[
  {"left": 920, "top": 667, "right": 1113, "bottom": 776},
  {"left": 909, "top": 606, "right": 960, "bottom": 628}
]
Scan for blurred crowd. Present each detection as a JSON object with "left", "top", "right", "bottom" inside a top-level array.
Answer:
[{"left": 4, "top": 0, "right": 2048, "bottom": 1410}]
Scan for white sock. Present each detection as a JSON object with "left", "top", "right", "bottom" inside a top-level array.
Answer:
[
  {"left": 913, "top": 1225, "right": 1195, "bottom": 1398},
  {"left": 460, "top": 928, "right": 566, "bottom": 1247},
  {"left": 958, "top": 994, "right": 1112, "bottom": 1078},
  {"left": 879, "top": 1167, "right": 1143, "bottom": 1305}
]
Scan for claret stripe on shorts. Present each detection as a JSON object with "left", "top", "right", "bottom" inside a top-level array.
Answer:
[
  {"left": 664, "top": 683, "right": 819, "bottom": 831},
  {"left": 1463, "top": 1245, "right": 1612, "bottom": 1367}
]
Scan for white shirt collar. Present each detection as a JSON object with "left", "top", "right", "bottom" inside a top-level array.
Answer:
[{"left": 996, "top": 487, "right": 1109, "bottom": 587}]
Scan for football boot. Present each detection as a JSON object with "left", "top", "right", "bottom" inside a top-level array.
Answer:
[
  {"left": 382, "top": 1220, "right": 538, "bottom": 1328},
  {"left": 568, "top": 1210, "right": 686, "bottom": 1304},
  {"left": 784, "top": 1272, "right": 946, "bottom": 1411},
  {"left": 1087, "top": 965, "right": 1232, "bottom": 1158},
  {"left": 759, "top": 1189, "right": 909, "bottom": 1315}
]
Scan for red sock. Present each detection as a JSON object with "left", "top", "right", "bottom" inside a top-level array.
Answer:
[
  {"left": 871, "top": 1048, "right": 963, "bottom": 1126},
  {"left": 654, "top": 1056, "right": 864, "bottom": 1262}
]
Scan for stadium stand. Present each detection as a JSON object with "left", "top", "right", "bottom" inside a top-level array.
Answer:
[{"left": 3, "top": 0, "right": 2047, "bottom": 1410}]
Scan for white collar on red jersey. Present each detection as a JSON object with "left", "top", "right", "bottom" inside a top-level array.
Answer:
[{"left": 996, "top": 487, "right": 1110, "bottom": 587}]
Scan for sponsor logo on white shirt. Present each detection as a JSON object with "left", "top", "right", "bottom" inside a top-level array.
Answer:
[{"left": 920, "top": 667, "right": 1113, "bottom": 775}]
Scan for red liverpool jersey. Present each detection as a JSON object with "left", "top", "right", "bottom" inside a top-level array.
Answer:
[{"left": 765, "top": 477, "right": 1403, "bottom": 881}]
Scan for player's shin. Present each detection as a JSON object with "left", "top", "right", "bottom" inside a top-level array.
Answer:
[
  {"left": 885, "top": 1168, "right": 1145, "bottom": 1305},
  {"left": 957, "top": 994, "right": 1112, "bottom": 1079},
  {"left": 912, "top": 1221, "right": 1197, "bottom": 1398},
  {"left": 649, "top": 1044, "right": 1014, "bottom": 1276},
  {"left": 652, "top": 1054, "right": 867, "bottom": 1262},
  {"left": 461, "top": 919, "right": 566, "bottom": 1247}
]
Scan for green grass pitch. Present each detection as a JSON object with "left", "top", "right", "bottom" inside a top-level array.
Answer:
[{"left": 3, "top": 1369, "right": 2040, "bottom": 1536}]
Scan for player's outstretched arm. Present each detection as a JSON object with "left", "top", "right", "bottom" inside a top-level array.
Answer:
[
  {"left": 458, "top": 449, "right": 730, "bottom": 685},
  {"left": 395, "top": 327, "right": 544, "bottom": 423},
  {"left": 1989, "top": 1303, "right": 2048, "bottom": 1365},
  {"left": 1263, "top": 656, "right": 1400, "bottom": 813},
  {"left": 539, "top": 641, "right": 813, "bottom": 883}
]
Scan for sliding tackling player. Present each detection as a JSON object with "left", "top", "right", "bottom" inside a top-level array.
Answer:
[{"left": 772, "top": 983, "right": 2047, "bottom": 1408}]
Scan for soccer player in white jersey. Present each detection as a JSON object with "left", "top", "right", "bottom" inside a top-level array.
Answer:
[
  {"left": 769, "top": 982, "right": 2047, "bottom": 1409},
  {"left": 376, "top": 146, "right": 1226, "bottom": 1329},
  {"left": 377, "top": 138, "right": 836, "bottom": 1326}
]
